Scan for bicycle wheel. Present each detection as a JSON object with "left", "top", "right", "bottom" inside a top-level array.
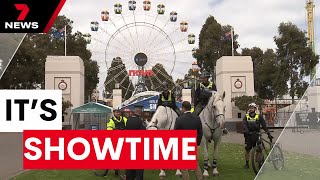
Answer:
[
  {"left": 93, "top": 169, "right": 109, "bottom": 177},
  {"left": 251, "top": 146, "right": 265, "bottom": 175},
  {"left": 271, "top": 144, "right": 284, "bottom": 170}
]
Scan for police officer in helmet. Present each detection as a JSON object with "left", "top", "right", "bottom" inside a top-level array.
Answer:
[
  {"left": 194, "top": 70, "right": 217, "bottom": 116},
  {"left": 243, "top": 103, "right": 273, "bottom": 169},
  {"left": 157, "top": 81, "right": 182, "bottom": 116},
  {"left": 107, "top": 106, "right": 127, "bottom": 176},
  {"left": 107, "top": 107, "right": 127, "bottom": 130}
]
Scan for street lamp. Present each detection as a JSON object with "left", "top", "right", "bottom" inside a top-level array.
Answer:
[
  {"left": 192, "top": 62, "right": 199, "bottom": 72},
  {"left": 115, "top": 82, "right": 120, "bottom": 89},
  {"left": 184, "top": 82, "right": 189, "bottom": 89},
  {"left": 191, "top": 62, "right": 200, "bottom": 90}
]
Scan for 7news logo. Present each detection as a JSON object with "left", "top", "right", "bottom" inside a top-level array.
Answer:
[{"left": 4, "top": 4, "right": 39, "bottom": 30}]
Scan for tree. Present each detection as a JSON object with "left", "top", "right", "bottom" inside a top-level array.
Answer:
[
  {"left": 145, "top": 63, "right": 175, "bottom": 91},
  {"left": 104, "top": 57, "right": 134, "bottom": 100},
  {"left": 62, "top": 98, "right": 73, "bottom": 116},
  {"left": 231, "top": 95, "right": 264, "bottom": 112},
  {"left": 194, "top": 15, "right": 240, "bottom": 73},
  {"left": 241, "top": 47, "right": 287, "bottom": 99},
  {"left": 0, "top": 15, "right": 99, "bottom": 100},
  {"left": 274, "top": 22, "right": 319, "bottom": 102}
]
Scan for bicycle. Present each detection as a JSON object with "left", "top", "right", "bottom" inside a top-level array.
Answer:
[{"left": 246, "top": 131, "right": 284, "bottom": 175}]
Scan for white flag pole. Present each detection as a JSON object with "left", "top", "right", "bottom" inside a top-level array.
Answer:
[
  {"left": 64, "top": 25, "right": 67, "bottom": 56},
  {"left": 231, "top": 27, "right": 234, "bottom": 56}
]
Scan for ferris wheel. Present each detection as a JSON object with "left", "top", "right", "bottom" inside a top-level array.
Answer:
[{"left": 84, "top": 0, "right": 197, "bottom": 98}]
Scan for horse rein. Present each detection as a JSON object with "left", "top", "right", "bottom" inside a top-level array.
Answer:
[{"left": 203, "top": 97, "right": 225, "bottom": 139}]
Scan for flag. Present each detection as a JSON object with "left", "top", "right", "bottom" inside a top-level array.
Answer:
[
  {"left": 51, "top": 27, "right": 65, "bottom": 39},
  {"left": 224, "top": 31, "right": 232, "bottom": 40}
]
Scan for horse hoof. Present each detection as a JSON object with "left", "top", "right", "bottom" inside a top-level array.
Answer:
[
  {"left": 213, "top": 173, "right": 219, "bottom": 176},
  {"left": 203, "top": 170, "right": 209, "bottom": 177},
  {"left": 159, "top": 171, "right": 166, "bottom": 177},
  {"left": 213, "top": 168, "right": 219, "bottom": 176}
]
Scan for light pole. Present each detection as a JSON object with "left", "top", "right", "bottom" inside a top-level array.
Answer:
[{"left": 192, "top": 61, "right": 200, "bottom": 91}]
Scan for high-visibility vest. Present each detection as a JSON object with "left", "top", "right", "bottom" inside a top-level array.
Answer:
[
  {"left": 245, "top": 114, "right": 259, "bottom": 122},
  {"left": 200, "top": 82, "right": 213, "bottom": 91},
  {"left": 161, "top": 91, "right": 172, "bottom": 102},
  {"left": 107, "top": 116, "right": 127, "bottom": 130},
  {"left": 191, "top": 107, "right": 195, "bottom": 113}
]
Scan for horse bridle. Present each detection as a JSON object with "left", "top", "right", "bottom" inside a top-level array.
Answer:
[{"left": 203, "top": 97, "right": 225, "bottom": 139}]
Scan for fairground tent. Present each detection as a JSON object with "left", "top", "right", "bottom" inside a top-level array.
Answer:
[
  {"left": 121, "top": 95, "right": 182, "bottom": 112},
  {"left": 71, "top": 102, "right": 112, "bottom": 130}
]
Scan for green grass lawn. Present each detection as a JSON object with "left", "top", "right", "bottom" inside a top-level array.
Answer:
[
  {"left": 256, "top": 151, "right": 320, "bottom": 180},
  {"left": 12, "top": 143, "right": 255, "bottom": 180}
]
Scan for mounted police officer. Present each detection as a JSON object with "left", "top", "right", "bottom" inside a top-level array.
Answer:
[
  {"left": 157, "top": 82, "right": 182, "bottom": 116},
  {"left": 243, "top": 103, "right": 273, "bottom": 169},
  {"left": 107, "top": 107, "right": 127, "bottom": 176},
  {"left": 125, "top": 104, "right": 146, "bottom": 180},
  {"left": 194, "top": 70, "right": 217, "bottom": 116}
]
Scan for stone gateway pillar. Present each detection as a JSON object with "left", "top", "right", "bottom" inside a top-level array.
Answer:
[
  {"left": 45, "top": 56, "right": 85, "bottom": 129},
  {"left": 216, "top": 56, "right": 255, "bottom": 121}
]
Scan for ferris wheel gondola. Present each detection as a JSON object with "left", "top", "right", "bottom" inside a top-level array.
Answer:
[
  {"left": 170, "top": 11, "right": 177, "bottom": 22},
  {"left": 143, "top": 0, "right": 151, "bottom": 11},
  {"left": 83, "top": 33, "right": 92, "bottom": 43},
  {"left": 157, "top": 4, "right": 165, "bottom": 15},
  {"left": 188, "top": 34, "right": 195, "bottom": 44},
  {"left": 129, "top": 1, "right": 136, "bottom": 11},
  {"left": 180, "top": 21, "right": 188, "bottom": 32},
  {"left": 90, "top": 21, "right": 99, "bottom": 31},
  {"left": 114, "top": 3, "right": 122, "bottom": 14},
  {"left": 101, "top": 11, "right": 109, "bottom": 21}
]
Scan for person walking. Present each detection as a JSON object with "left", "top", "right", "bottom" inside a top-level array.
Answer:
[
  {"left": 174, "top": 101, "right": 203, "bottom": 180},
  {"left": 124, "top": 104, "right": 146, "bottom": 180}
]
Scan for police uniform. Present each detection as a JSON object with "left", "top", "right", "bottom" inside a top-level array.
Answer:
[
  {"left": 107, "top": 116, "right": 127, "bottom": 130},
  {"left": 125, "top": 105, "right": 146, "bottom": 180},
  {"left": 107, "top": 109, "right": 127, "bottom": 176},
  {"left": 243, "top": 113, "right": 269, "bottom": 151},
  {"left": 194, "top": 81, "right": 217, "bottom": 116},
  {"left": 157, "top": 90, "right": 182, "bottom": 116}
]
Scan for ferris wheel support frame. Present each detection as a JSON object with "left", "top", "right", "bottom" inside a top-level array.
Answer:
[{"left": 103, "top": 22, "right": 177, "bottom": 93}]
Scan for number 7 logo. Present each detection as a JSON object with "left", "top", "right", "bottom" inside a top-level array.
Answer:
[{"left": 14, "top": 4, "right": 29, "bottom": 21}]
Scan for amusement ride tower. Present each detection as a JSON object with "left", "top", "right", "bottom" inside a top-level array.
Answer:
[{"left": 306, "top": 0, "right": 316, "bottom": 81}]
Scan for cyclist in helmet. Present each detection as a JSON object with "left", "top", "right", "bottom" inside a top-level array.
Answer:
[
  {"left": 243, "top": 103, "right": 273, "bottom": 169},
  {"left": 157, "top": 82, "right": 182, "bottom": 116},
  {"left": 194, "top": 70, "right": 217, "bottom": 116}
]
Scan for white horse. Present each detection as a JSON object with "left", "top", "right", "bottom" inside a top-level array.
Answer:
[
  {"left": 200, "top": 91, "right": 226, "bottom": 177},
  {"left": 146, "top": 106, "right": 182, "bottom": 177}
]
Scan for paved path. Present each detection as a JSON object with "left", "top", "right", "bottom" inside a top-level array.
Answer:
[
  {"left": 221, "top": 129, "right": 283, "bottom": 145},
  {"left": 221, "top": 129, "right": 320, "bottom": 157},
  {"left": 277, "top": 129, "right": 320, "bottom": 156}
]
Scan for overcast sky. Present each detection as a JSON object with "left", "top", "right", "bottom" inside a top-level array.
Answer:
[{"left": 59, "top": 0, "right": 320, "bottom": 90}]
